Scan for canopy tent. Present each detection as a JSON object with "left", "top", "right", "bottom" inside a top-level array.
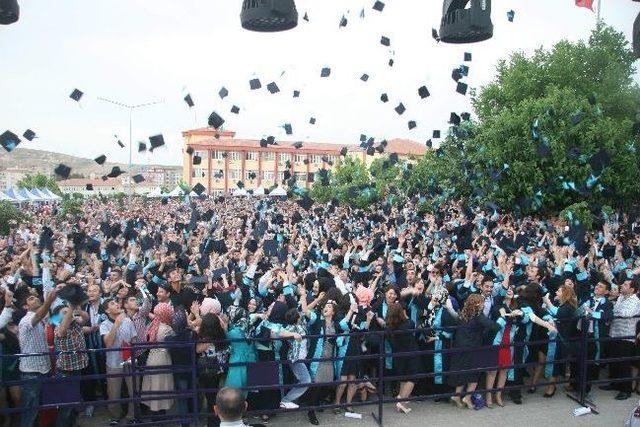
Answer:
[
  {"left": 233, "top": 188, "right": 249, "bottom": 196},
  {"left": 253, "top": 187, "right": 265, "bottom": 196},
  {"left": 4, "top": 188, "right": 27, "bottom": 202},
  {"left": 31, "top": 188, "right": 54, "bottom": 200},
  {"left": 41, "top": 188, "right": 62, "bottom": 200},
  {"left": 168, "top": 186, "right": 185, "bottom": 197},
  {"left": 0, "top": 191, "right": 15, "bottom": 202},
  {"left": 146, "top": 187, "right": 164, "bottom": 198},
  {"left": 268, "top": 186, "right": 287, "bottom": 197},
  {"left": 17, "top": 188, "right": 45, "bottom": 202}
]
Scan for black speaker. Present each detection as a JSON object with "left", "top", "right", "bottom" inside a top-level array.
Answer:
[
  {"left": 439, "top": 0, "right": 493, "bottom": 44},
  {"left": 0, "top": 0, "right": 19, "bottom": 25},
  {"left": 241, "top": 0, "right": 297, "bottom": 32}
]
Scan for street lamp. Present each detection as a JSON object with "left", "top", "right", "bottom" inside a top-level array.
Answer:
[{"left": 97, "top": 97, "right": 163, "bottom": 195}]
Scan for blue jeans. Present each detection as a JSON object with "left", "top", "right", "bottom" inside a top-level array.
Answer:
[
  {"left": 282, "top": 362, "right": 311, "bottom": 403},
  {"left": 20, "top": 371, "right": 48, "bottom": 427}
]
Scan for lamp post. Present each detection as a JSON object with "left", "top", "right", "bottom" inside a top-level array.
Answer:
[{"left": 97, "top": 97, "right": 163, "bottom": 195}]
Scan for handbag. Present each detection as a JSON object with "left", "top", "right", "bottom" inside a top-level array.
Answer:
[{"left": 197, "top": 348, "right": 230, "bottom": 376}]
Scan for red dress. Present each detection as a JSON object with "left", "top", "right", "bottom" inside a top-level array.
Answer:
[{"left": 498, "top": 323, "right": 512, "bottom": 368}]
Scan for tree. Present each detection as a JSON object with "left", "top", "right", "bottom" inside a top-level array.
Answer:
[
  {"left": 413, "top": 24, "right": 640, "bottom": 215},
  {"left": 369, "top": 157, "right": 401, "bottom": 198},
  {"left": 16, "top": 173, "right": 62, "bottom": 195},
  {"left": 57, "top": 195, "right": 83, "bottom": 219},
  {"left": 178, "top": 180, "right": 191, "bottom": 193},
  {"left": 0, "top": 201, "right": 26, "bottom": 235}
]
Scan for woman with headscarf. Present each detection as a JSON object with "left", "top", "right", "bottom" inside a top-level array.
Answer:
[
  {"left": 141, "top": 302, "right": 175, "bottom": 413},
  {"left": 224, "top": 306, "right": 257, "bottom": 397}
]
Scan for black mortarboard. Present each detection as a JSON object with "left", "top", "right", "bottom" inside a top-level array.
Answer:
[
  {"left": 193, "top": 155, "right": 202, "bottom": 165},
  {"left": 107, "top": 166, "right": 125, "bottom": 178},
  {"left": 507, "top": 10, "right": 515, "bottom": 22},
  {"left": 360, "top": 73, "right": 369, "bottom": 82},
  {"left": 418, "top": 86, "right": 430, "bottom": 99},
  {"left": 381, "top": 36, "right": 390, "bottom": 46},
  {"left": 571, "top": 111, "right": 583, "bottom": 126},
  {"left": 375, "top": 145, "right": 384, "bottom": 154},
  {"left": 408, "top": 120, "right": 417, "bottom": 130},
  {"left": 461, "top": 112, "right": 471, "bottom": 121},
  {"left": 23, "top": 129, "right": 36, "bottom": 141},
  {"left": 307, "top": 172, "right": 315, "bottom": 182},
  {"left": 218, "top": 87, "right": 229, "bottom": 99},
  {"left": 366, "top": 146, "right": 375, "bottom": 156},
  {"left": 293, "top": 141, "right": 303, "bottom": 149},
  {"left": 590, "top": 149, "right": 610, "bottom": 175},
  {"left": 208, "top": 111, "right": 225, "bottom": 130},
  {"left": 373, "top": 1, "right": 385, "bottom": 11},
  {"left": 231, "top": 105, "right": 240, "bottom": 114},
  {"left": 321, "top": 67, "right": 331, "bottom": 77},
  {"left": 303, "top": 158, "right": 309, "bottom": 165},
  {"left": 138, "top": 141, "right": 147, "bottom": 152},
  {"left": 433, "top": 130, "right": 441, "bottom": 138},
  {"left": 260, "top": 138, "right": 268, "bottom": 148},
  {"left": 284, "top": 124, "right": 293, "bottom": 135},
  {"left": 432, "top": 28, "right": 440, "bottom": 41},
  {"left": 69, "top": 89, "right": 83, "bottom": 102},
  {"left": 267, "top": 82, "right": 280, "bottom": 94},
  {"left": 309, "top": 117, "right": 316, "bottom": 125},
  {"left": 101, "top": 175, "right": 108, "bottom": 181},
  {"left": 94, "top": 155, "right": 106, "bottom": 165},
  {"left": 459, "top": 64, "right": 469, "bottom": 76},
  {"left": 248, "top": 171, "right": 256, "bottom": 180},
  {"left": 426, "top": 139, "right": 433, "bottom": 148},
  {"left": 84, "top": 238, "right": 100, "bottom": 254},
  {"left": 1, "top": 130, "right": 20, "bottom": 152},
  {"left": 249, "top": 78, "right": 261, "bottom": 90},
  {"left": 537, "top": 140, "right": 551, "bottom": 158},
  {"left": 54, "top": 164, "right": 71, "bottom": 179},
  {"left": 388, "top": 58, "right": 394, "bottom": 67},
  {"left": 464, "top": 52, "right": 472, "bottom": 61},
  {"left": 360, "top": 134, "right": 367, "bottom": 142},
  {"left": 588, "top": 93, "right": 597, "bottom": 106},
  {"left": 380, "top": 93, "right": 389, "bottom": 103},
  {"left": 293, "top": 90, "right": 300, "bottom": 98},
  {"left": 132, "top": 174, "right": 145, "bottom": 184},
  {"left": 149, "top": 134, "right": 165, "bottom": 151},
  {"left": 283, "top": 170, "right": 291, "bottom": 180},
  {"left": 86, "top": 183, "right": 94, "bottom": 191},
  {"left": 303, "top": 12, "right": 309, "bottom": 21},
  {"left": 395, "top": 103, "right": 406, "bottom": 115},
  {"left": 321, "top": 155, "right": 329, "bottom": 163},
  {"left": 452, "top": 68, "right": 463, "bottom": 82},
  {"left": 192, "top": 183, "right": 206, "bottom": 195},
  {"left": 456, "top": 82, "right": 468, "bottom": 95},
  {"left": 237, "top": 181, "right": 244, "bottom": 189},
  {"left": 186, "top": 146, "right": 194, "bottom": 155},
  {"left": 339, "top": 15, "right": 347, "bottom": 27},
  {"left": 340, "top": 146, "right": 348, "bottom": 156},
  {"left": 58, "top": 284, "right": 88, "bottom": 306},
  {"left": 297, "top": 195, "right": 314, "bottom": 211},
  {"left": 449, "top": 112, "right": 461, "bottom": 126},
  {"left": 184, "top": 94, "right": 194, "bottom": 108},
  {"left": 117, "top": 139, "right": 125, "bottom": 148}
]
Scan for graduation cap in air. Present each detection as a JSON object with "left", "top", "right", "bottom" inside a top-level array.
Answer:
[
  {"left": 267, "top": 136, "right": 276, "bottom": 145},
  {"left": 193, "top": 155, "right": 202, "bottom": 165},
  {"left": 321, "top": 67, "right": 331, "bottom": 77},
  {"left": 360, "top": 73, "right": 369, "bottom": 82},
  {"left": 1, "top": 130, "right": 20, "bottom": 152},
  {"left": 380, "top": 93, "right": 389, "bottom": 103},
  {"left": 283, "top": 170, "right": 292, "bottom": 180},
  {"left": 452, "top": 68, "right": 463, "bottom": 82},
  {"left": 69, "top": 89, "right": 83, "bottom": 102},
  {"left": 309, "top": 117, "right": 316, "bottom": 125},
  {"left": 340, "top": 147, "right": 348, "bottom": 156},
  {"left": 426, "top": 139, "right": 433, "bottom": 148},
  {"left": 303, "top": 12, "right": 309, "bottom": 21},
  {"left": 94, "top": 155, "right": 106, "bottom": 165},
  {"left": 149, "top": 134, "right": 165, "bottom": 151},
  {"left": 464, "top": 52, "right": 472, "bottom": 61},
  {"left": 589, "top": 149, "right": 611, "bottom": 175},
  {"left": 132, "top": 174, "right": 145, "bottom": 184},
  {"left": 293, "top": 141, "right": 303, "bottom": 149},
  {"left": 389, "top": 152, "right": 399, "bottom": 164},
  {"left": 284, "top": 124, "right": 293, "bottom": 135},
  {"left": 231, "top": 105, "right": 240, "bottom": 114},
  {"left": 297, "top": 195, "right": 314, "bottom": 211},
  {"left": 321, "top": 155, "right": 329, "bottom": 163},
  {"left": 86, "top": 183, "right": 94, "bottom": 191},
  {"left": 249, "top": 78, "right": 261, "bottom": 90},
  {"left": 571, "top": 111, "right": 583, "bottom": 126},
  {"left": 456, "top": 82, "right": 468, "bottom": 95},
  {"left": 459, "top": 64, "right": 469, "bottom": 77},
  {"left": 54, "top": 164, "right": 71, "bottom": 179},
  {"left": 267, "top": 82, "right": 280, "bottom": 94},
  {"left": 381, "top": 36, "right": 390, "bottom": 46},
  {"left": 433, "top": 130, "right": 441, "bottom": 139},
  {"left": 432, "top": 28, "right": 440, "bottom": 42},
  {"left": 303, "top": 158, "right": 309, "bottom": 165},
  {"left": 373, "top": 1, "right": 385, "bottom": 11},
  {"left": 219, "top": 87, "right": 229, "bottom": 99},
  {"left": 186, "top": 146, "right": 194, "bottom": 155},
  {"left": 388, "top": 58, "right": 394, "bottom": 67},
  {"left": 339, "top": 15, "right": 347, "bottom": 28},
  {"left": 307, "top": 172, "right": 315, "bottom": 183},
  {"left": 107, "top": 166, "right": 125, "bottom": 178},
  {"left": 248, "top": 171, "right": 257, "bottom": 180},
  {"left": 507, "top": 10, "right": 515, "bottom": 22},
  {"left": 138, "top": 141, "right": 147, "bottom": 152},
  {"left": 395, "top": 103, "right": 406, "bottom": 115},
  {"left": 184, "top": 94, "right": 194, "bottom": 108},
  {"left": 588, "top": 93, "right": 597, "bottom": 106},
  {"left": 23, "top": 129, "right": 36, "bottom": 141},
  {"left": 192, "top": 183, "right": 206, "bottom": 195},
  {"left": 366, "top": 146, "right": 375, "bottom": 156},
  {"left": 461, "top": 112, "right": 471, "bottom": 121},
  {"left": 57, "top": 283, "right": 89, "bottom": 306},
  {"left": 101, "top": 175, "right": 108, "bottom": 181},
  {"left": 237, "top": 180, "right": 245, "bottom": 189},
  {"left": 449, "top": 112, "right": 461, "bottom": 126},
  {"left": 537, "top": 138, "right": 551, "bottom": 158},
  {"left": 408, "top": 121, "right": 417, "bottom": 130},
  {"left": 259, "top": 138, "right": 268, "bottom": 148},
  {"left": 208, "top": 111, "right": 225, "bottom": 130},
  {"left": 116, "top": 139, "right": 125, "bottom": 148},
  {"left": 418, "top": 86, "right": 430, "bottom": 99}
]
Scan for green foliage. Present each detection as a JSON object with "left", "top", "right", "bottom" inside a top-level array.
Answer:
[
  {"left": 560, "top": 201, "right": 595, "bottom": 230},
  {"left": 369, "top": 157, "right": 400, "bottom": 197},
  {"left": 16, "top": 173, "right": 61, "bottom": 195},
  {"left": 309, "top": 179, "right": 333, "bottom": 203},
  {"left": 178, "top": 180, "right": 191, "bottom": 193},
  {"left": 57, "top": 196, "right": 83, "bottom": 219},
  {"left": 0, "top": 201, "right": 25, "bottom": 235}
]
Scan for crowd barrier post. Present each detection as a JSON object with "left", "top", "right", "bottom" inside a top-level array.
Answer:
[
  {"left": 372, "top": 330, "right": 384, "bottom": 427},
  {"left": 190, "top": 341, "right": 200, "bottom": 427}
]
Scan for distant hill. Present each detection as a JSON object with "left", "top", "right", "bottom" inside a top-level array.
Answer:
[{"left": 0, "top": 147, "right": 181, "bottom": 177}]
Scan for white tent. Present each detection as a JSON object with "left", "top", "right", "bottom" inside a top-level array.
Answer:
[
  {"left": 31, "top": 188, "right": 54, "bottom": 200},
  {"left": 41, "top": 188, "right": 62, "bottom": 200},
  {"left": 168, "top": 186, "right": 185, "bottom": 197},
  {"left": 4, "top": 188, "right": 27, "bottom": 202},
  {"left": 253, "top": 187, "right": 265, "bottom": 196},
  {"left": 189, "top": 191, "right": 199, "bottom": 197},
  {"left": 233, "top": 188, "right": 248, "bottom": 196},
  {"left": 146, "top": 187, "right": 164, "bottom": 198},
  {"left": 17, "top": 188, "right": 45, "bottom": 202},
  {"left": 0, "top": 191, "right": 14, "bottom": 202},
  {"left": 268, "top": 186, "right": 287, "bottom": 197}
]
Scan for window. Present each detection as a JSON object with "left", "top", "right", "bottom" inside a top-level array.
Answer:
[
  {"left": 246, "top": 152, "right": 258, "bottom": 161},
  {"left": 245, "top": 170, "right": 257, "bottom": 181},
  {"left": 262, "top": 170, "right": 274, "bottom": 181},
  {"left": 279, "top": 153, "right": 290, "bottom": 164},
  {"left": 229, "top": 169, "right": 240, "bottom": 180},
  {"left": 277, "top": 171, "right": 285, "bottom": 181},
  {"left": 326, "top": 155, "right": 336, "bottom": 164},
  {"left": 263, "top": 152, "right": 275, "bottom": 161},
  {"left": 192, "top": 167, "right": 206, "bottom": 178},
  {"left": 212, "top": 150, "right": 225, "bottom": 160},
  {"left": 195, "top": 150, "right": 207, "bottom": 159},
  {"left": 311, "top": 155, "right": 322, "bottom": 164},
  {"left": 294, "top": 154, "right": 306, "bottom": 164},
  {"left": 295, "top": 172, "right": 307, "bottom": 182},
  {"left": 229, "top": 151, "right": 240, "bottom": 161}
]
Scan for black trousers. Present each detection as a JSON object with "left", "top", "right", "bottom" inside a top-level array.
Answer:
[{"left": 607, "top": 339, "right": 636, "bottom": 393}]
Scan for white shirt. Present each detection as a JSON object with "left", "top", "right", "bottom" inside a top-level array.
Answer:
[
  {"left": 18, "top": 311, "right": 51, "bottom": 374},
  {"left": 100, "top": 317, "right": 136, "bottom": 368},
  {"left": 610, "top": 294, "right": 640, "bottom": 341}
]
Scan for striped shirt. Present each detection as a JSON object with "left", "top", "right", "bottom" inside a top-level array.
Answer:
[
  {"left": 18, "top": 311, "right": 51, "bottom": 374},
  {"left": 128, "top": 297, "right": 152, "bottom": 356},
  {"left": 610, "top": 294, "right": 640, "bottom": 341}
]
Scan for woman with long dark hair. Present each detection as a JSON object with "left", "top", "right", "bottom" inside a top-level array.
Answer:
[
  {"left": 385, "top": 302, "right": 423, "bottom": 414},
  {"left": 196, "top": 313, "right": 228, "bottom": 427}
]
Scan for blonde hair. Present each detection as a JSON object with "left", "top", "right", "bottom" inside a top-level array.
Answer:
[
  {"left": 460, "top": 294, "right": 484, "bottom": 323},
  {"left": 558, "top": 284, "right": 578, "bottom": 309}
]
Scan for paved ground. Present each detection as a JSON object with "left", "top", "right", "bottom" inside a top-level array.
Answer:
[{"left": 75, "top": 388, "right": 637, "bottom": 426}]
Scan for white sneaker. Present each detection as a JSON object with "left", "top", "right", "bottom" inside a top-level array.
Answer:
[
  {"left": 280, "top": 401, "right": 299, "bottom": 410},
  {"left": 84, "top": 405, "right": 94, "bottom": 417}
]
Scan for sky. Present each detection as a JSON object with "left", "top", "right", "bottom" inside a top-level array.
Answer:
[{"left": 1, "top": 0, "right": 639, "bottom": 167}]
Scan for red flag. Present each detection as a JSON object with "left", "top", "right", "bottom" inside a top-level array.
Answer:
[{"left": 575, "top": 0, "right": 594, "bottom": 11}]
